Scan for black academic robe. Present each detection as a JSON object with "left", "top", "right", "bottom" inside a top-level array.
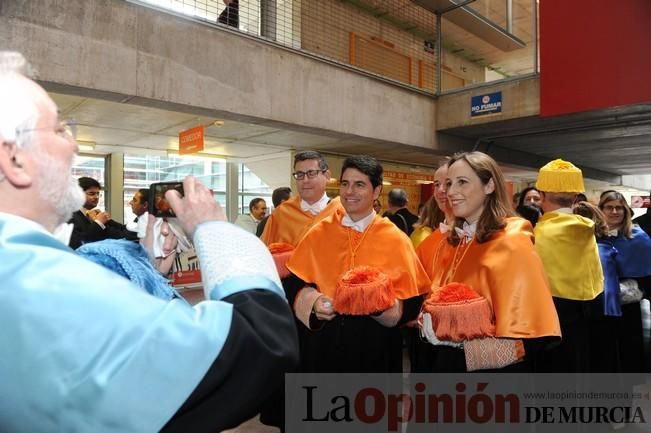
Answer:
[{"left": 162, "top": 290, "right": 299, "bottom": 432}]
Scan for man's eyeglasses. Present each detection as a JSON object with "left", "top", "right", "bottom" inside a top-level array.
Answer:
[
  {"left": 17, "top": 119, "right": 78, "bottom": 141},
  {"left": 292, "top": 169, "right": 326, "bottom": 180}
]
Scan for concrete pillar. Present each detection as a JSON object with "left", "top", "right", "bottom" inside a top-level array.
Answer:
[{"left": 106, "top": 152, "right": 125, "bottom": 223}]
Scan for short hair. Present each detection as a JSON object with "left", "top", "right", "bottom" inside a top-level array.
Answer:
[
  {"left": 388, "top": 189, "right": 408, "bottom": 207},
  {"left": 249, "top": 197, "right": 266, "bottom": 212},
  {"left": 271, "top": 187, "right": 291, "bottom": 207},
  {"left": 294, "top": 151, "right": 328, "bottom": 171},
  {"left": 340, "top": 155, "right": 383, "bottom": 189},
  {"left": 545, "top": 192, "right": 575, "bottom": 208},
  {"left": 446, "top": 151, "right": 515, "bottom": 244},
  {"left": 78, "top": 177, "right": 101, "bottom": 191},
  {"left": 598, "top": 190, "right": 633, "bottom": 238},
  {"left": 0, "top": 52, "right": 39, "bottom": 156},
  {"left": 136, "top": 188, "right": 149, "bottom": 204}
]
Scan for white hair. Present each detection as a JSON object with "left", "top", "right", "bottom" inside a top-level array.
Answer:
[
  {"left": 0, "top": 52, "right": 40, "bottom": 182},
  {"left": 0, "top": 51, "right": 40, "bottom": 146}
]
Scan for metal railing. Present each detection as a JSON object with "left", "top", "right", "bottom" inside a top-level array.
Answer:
[{"left": 131, "top": 0, "right": 537, "bottom": 95}]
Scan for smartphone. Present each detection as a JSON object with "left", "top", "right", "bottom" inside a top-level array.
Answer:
[{"left": 149, "top": 181, "right": 184, "bottom": 218}]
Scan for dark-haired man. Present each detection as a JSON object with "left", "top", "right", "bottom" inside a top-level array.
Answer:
[
  {"left": 256, "top": 186, "right": 291, "bottom": 237},
  {"left": 130, "top": 188, "right": 149, "bottom": 222},
  {"left": 285, "top": 155, "right": 430, "bottom": 373},
  {"left": 384, "top": 188, "right": 418, "bottom": 235},
  {"left": 261, "top": 150, "right": 343, "bottom": 247},
  {"left": 68, "top": 177, "right": 137, "bottom": 249},
  {"left": 234, "top": 197, "right": 267, "bottom": 235}
]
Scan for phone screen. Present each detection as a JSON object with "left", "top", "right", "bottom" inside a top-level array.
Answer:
[{"left": 149, "top": 182, "right": 184, "bottom": 218}]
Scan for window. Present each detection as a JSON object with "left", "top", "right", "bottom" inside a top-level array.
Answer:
[{"left": 123, "top": 154, "right": 227, "bottom": 223}]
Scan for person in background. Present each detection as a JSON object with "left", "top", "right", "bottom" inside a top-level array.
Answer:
[
  {"left": 572, "top": 201, "right": 621, "bottom": 372},
  {"left": 383, "top": 188, "right": 419, "bottom": 236},
  {"left": 130, "top": 188, "right": 149, "bottom": 222},
  {"left": 234, "top": 197, "right": 267, "bottom": 235},
  {"left": 218, "top": 0, "right": 239, "bottom": 28},
  {"left": 410, "top": 197, "right": 443, "bottom": 248},
  {"left": 0, "top": 51, "right": 298, "bottom": 432},
  {"left": 256, "top": 186, "right": 291, "bottom": 237},
  {"left": 68, "top": 176, "right": 138, "bottom": 249},
  {"left": 373, "top": 198, "right": 382, "bottom": 214},
  {"left": 534, "top": 159, "right": 603, "bottom": 372},
  {"left": 416, "top": 152, "right": 559, "bottom": 372},
  {"left": 261, "top": 150, "right": 343, "bottom": 247},
  {"left": 517, "top": 186, "right": 543, "bottom": 209},
  {"left": 598, "top": 191, "right": 651, "bottom": 372},
  {"left": 632, "top": 191, "right": 651, "bottom": 237}
]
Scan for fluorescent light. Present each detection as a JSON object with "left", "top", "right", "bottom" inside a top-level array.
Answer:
[
  {"left": 77, "top": 140, "right": 96, "bottom": 152},
  {"left": 166, "top": 149, "right": 227, "bottom": 160}
]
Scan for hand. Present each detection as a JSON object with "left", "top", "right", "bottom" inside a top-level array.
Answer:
[
  {"left": 165, "top": 176, "right": 226, "bottom": 236},
  {"left": 313, "top": 295, "right": 337, "bottom": 321},
  {"left": 95, "top": 211, "right": 110, "bottom": 224}
]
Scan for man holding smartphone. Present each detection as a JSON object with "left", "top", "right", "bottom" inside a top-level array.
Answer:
[{"left": 0, "top": 51, "right": 298, "bottom": 433}]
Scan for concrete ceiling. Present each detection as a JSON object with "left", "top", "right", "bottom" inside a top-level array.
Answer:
[
  {"left": 440, "top": 102, "right": 651, "bottom": 181},
  {"left": 51, "top": 91, "right": 446, "bottom": 168}
]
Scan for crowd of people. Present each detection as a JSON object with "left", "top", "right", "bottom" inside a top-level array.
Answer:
[{"left": 3, "top": 50, "right": 651, "bottom": 431}]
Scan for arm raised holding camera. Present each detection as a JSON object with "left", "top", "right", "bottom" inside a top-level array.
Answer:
[{"left": 158, "top": 176, "right": 299, "bottom": 431}]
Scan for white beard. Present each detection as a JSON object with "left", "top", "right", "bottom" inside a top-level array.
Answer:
[{"left": 35, "top": 150, "right": 85, "bottom": 227}]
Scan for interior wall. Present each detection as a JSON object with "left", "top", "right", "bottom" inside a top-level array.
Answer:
[
  {"left": 540, "top": 0, "right": 651, "bottom": 116},
  {"left": 300, "top": 0, "right": 484, "bottom": 91}
]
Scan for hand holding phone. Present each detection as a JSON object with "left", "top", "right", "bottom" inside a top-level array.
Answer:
[
  {"left": 164, "top": 176, "right": 226, "bottom": 235},
  {"left": 149, "top": 182, "right": 184, "bottom": 218}
]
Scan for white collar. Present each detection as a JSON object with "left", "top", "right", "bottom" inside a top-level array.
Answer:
[
  {"left": 555, "top": 207, "right": 574, "bottom": 214},
  {"left": 300, "top": 193, "right": 329, "bottom": 216},
  {"left": 454, "top": 220, "right": 477, "bottom": 241},
  {"left": 342, "top": 210, "right": 376, "bottom": 233}
]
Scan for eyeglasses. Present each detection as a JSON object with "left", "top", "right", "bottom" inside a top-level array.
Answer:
[
  {"left": 603, "top": 205, "right": 625, "bottom": 213},
  {"left": 292, "top": 169, "right": 325, "bottom": 180},
  {"left": 17, "top": 118, "right": 78, "bottom": 141}
]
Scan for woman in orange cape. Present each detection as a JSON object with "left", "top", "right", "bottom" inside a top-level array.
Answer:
[{"left": 416, "top": 152, "right": 560, "bottom": 372}]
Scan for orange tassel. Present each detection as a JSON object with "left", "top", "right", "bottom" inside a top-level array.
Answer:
[
  {"left": 333, "top": 266, "right": 395, "bottom": 315},
  {"left": 423, "top": 283, "right": 495, "bottom": 341}
]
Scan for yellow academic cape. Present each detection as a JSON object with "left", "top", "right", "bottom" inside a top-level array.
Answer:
[
  {"left": 287, "top": 210, "right": 431, "bottom": 300},
  {"left": 424, "top": 218, "right": 560, "bottom": 339},
  {"left": 260, "top": 196, "right": 343, "bottom": 247},
  {"left": 410, "top": 226, "right": 433, "bottom": 249},
  {"left": 534, "top": 211, "right": 604, "bottom": 301}
]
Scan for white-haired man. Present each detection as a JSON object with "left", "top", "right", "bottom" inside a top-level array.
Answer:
[{"left": 0, "top": 52, "right": 297, "bottom": 432}]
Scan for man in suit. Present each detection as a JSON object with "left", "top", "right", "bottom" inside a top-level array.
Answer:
[
  {"left": 68, "top": 176, "right": 137, "bottom": 249},
  {"left": 383, "top": 188, "right": 419, "bottom": 236}
]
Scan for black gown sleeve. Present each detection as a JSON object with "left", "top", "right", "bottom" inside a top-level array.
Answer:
[{"left": 161, "top": 289, "right": 299, "bottom": 433}]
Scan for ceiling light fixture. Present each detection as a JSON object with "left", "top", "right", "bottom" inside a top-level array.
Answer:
[{"left": 76, "top": 140, "right": 96, "bottom": 152}]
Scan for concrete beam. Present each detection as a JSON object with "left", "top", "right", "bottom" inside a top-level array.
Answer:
[
  {"left": 437, "top": 76, "right": 540, "bottom": 130},
  {"left": 1, "top": 0, "right": 438, "bottom": 152}
]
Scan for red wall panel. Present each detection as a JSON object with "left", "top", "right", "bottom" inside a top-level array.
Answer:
[{"left": 540, "top": 0, "right": 651, "bottom": 117}]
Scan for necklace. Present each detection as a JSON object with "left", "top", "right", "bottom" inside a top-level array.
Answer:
[
  {"left": 346, "top": 217, "right": 376, "bottom": 269},
  {"left": 433, "top": 234, "right": 474, "bottom": 286}
]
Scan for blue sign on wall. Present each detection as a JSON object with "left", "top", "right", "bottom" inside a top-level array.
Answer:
[{"left": 471, "top": 92, "right": 502, "bottom": 117}]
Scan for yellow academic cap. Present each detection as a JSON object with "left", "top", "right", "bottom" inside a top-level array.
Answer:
[{"left": 535, "top": 159, "right": 585, "bottom": 193}]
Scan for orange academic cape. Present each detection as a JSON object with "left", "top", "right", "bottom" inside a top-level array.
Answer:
[
  {"left": 419, "top": 217, "right": 560, "bottom": 339},
  {"left": 287, "top": 210, "right": 431, "bottom": 300},
  {"left": 416, "top": 228, "right": 447, "bottom": 280},
  {"left": 260, "top": 196, "right": 344, "bottom": 247}
]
